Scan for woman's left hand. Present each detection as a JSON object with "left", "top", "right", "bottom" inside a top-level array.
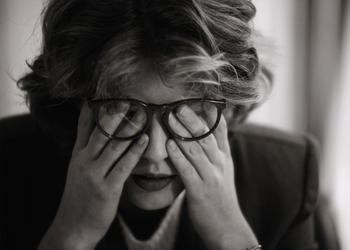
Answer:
[{"left": 166, "top": 105, "right": 258, "bottom": 250}]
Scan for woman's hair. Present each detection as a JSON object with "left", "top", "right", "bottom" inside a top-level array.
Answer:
[{"left": 18, "top": 0, "right": 271, "bottom": 134}]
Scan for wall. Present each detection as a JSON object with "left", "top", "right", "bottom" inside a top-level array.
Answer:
[{"left": 0, "top": 0, "right": 42, "bottom": 117}]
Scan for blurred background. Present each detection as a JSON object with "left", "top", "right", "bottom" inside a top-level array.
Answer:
[{"left": 0, "top": 0, "right": 349, "bottom": 248}]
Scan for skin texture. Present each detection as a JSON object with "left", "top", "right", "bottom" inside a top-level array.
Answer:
[
  {"left": 118, "top": 71, "right": 187, "bottom": 211},
  {"left": 38, "top": 102, "right": 150, "bottom": 250},
  {"left": 167, "top": 106, "right": 258, "bottom": 249},
  {"left": 38, "top": 70, "right": 258, "bottom": 250}
]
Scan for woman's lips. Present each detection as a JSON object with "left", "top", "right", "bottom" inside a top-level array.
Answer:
[{"left": 131, "top": 174, "right": 176, "bottom": 191}]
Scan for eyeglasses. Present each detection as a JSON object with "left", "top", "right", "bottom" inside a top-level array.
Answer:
[{"left": 88, "top": 98, "right": 226, "bottom": 141}]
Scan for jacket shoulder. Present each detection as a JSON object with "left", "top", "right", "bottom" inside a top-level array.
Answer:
[
  {"left": 0, "top": 114, "right": 36, "bottom": 142},
  {"left": 231, "top": 123, "right": 319, "bottom": 248},
  {"left": 0, "top": 114, "right": 69, "bottom": 249},
  {"left": 233, "top": 123, "right": 315, "bottom": 147}
]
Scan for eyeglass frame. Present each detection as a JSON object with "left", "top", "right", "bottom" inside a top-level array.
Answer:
[{"left": 88, "top": 97, "right": 226, "bottom": 141}]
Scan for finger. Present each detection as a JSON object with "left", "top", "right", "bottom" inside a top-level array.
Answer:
[
  {"left": 166, "top": 139, "right": 201, "bottom": 190},
  {"left": 203, "top": 102, "right": 219, "bottom": 130},
  {"left": 169, "top": 112, "right": 213, "bottom": 178},
  {"left": 168, "top": 112, "right": 191, "bottom": 137},
  {"left": 96, "top": 111, "right": 147, "bottom": 172},
  {"left": 106, "top": 134, "right": 149, "bottom": 187},
  {"left": 95, "top": 140, "right": 131, "bottom": 174},
  {"left": 176, "top": 104, "right": 210, "bottom": 138},
  {"left": 213, "top": 116, "right": 231, "bottom": 155},
  {"left": 73, "top": 102, "right": 94, "bottom": 154},
  {"left": 175, "top": 105, "right": 222, "bottom": 164},
  {"left": 175, "top": 140, "right": 213, "bottom": 180},
  {"left": 114, "top": 110, "right": 147, "bottom": 138},
  {"left": 87, "top": 105, "right": 129, "bottom": 158},
  {"left": 202, "top": 104, "right": 231, "bottom": 154}
]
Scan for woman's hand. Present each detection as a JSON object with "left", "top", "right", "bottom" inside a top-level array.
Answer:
[
  {"left": 39, "top": 103, "right": 149, "bottom": 250},
  {"left": 166, "top": 105, "right": 258, "bottom": 250}
]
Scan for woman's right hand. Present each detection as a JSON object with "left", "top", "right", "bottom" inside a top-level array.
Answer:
[{"left": 38, "top": 102, "right": 149, "bottom": 250}]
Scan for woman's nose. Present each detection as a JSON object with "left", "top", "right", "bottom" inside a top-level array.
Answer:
[{"left": 142, "top": 117, "right": 168, "bottom": 164}]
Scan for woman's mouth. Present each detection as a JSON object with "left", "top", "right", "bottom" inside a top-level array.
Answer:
[{"left": 131, "top": 174, "right": 176, "bottom": 191}]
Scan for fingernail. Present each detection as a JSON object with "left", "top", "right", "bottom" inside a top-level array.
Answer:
[
  {"left": 138, "top": 135, "right": 148, "bottom": 145},
  {"left": 169, "top": 113, "right": 176, "bottom": 125},
  {"left": 134, "top": 111, "right": 146, "bottom": 123},
  {"left": 168, "top": 140, "right": 176, "bottom": 150},
  {"left": 118, "top": 101, "right": 129, "bottom": 112},
  {"left": 178, "top": 105, "right": 189, "bottom": 117}
]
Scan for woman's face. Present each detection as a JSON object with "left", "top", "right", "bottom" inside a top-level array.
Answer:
[{"left": 118, "top": 70, "right": 197, "bottom": 211}]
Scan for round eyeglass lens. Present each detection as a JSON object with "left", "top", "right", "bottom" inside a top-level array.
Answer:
[
  {"left": 98, "top": 100, "right": 148, "bottom": 138},
  {"left": 168, "top": 101, "right": 219, "bottom": 139}
]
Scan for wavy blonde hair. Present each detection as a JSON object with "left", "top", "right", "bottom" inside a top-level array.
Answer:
[{"left": 18, "top": 0, "right": 271, "bottom": 125}]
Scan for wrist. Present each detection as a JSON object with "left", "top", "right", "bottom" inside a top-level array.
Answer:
[
  {"left": 38, "top": 221, "right": 98, "bottom": 250},
  {"left": 204, "top": 211, "right": 259, "bottom": 250},
  {"left": 205, "top": 230, "right": 258, "bottom": 250}
]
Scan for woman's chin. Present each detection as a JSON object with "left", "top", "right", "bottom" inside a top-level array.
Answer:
[{"left": 122, "top": 175, "right": 184, "bottom": 210}]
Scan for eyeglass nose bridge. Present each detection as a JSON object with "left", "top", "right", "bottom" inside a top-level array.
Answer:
[
  {"left": 142, "top": 103, "right": 173, "bottom": 137},
  {"left": 143, "top": 103, "right": 176, "bottom": 126},
  {"left": 146, "top": 103, "right": 171, "bottom": 114}
]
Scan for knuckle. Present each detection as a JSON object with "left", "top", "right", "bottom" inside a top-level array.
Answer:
[
  {"left": 188, "top": 143, "right": 201, "bottom": 155},
  {"left": 192, "top": 188, "right": 209, "bottom": 201},
  {"left": 110, "top": 179, "right": 123, "bottom": 190},
  {"left": 92, "top": 180, "right": 105, "bottom": 192},
  {"left": 171, "top": 147, "right": 182, "bottom": 159},
  {"left": 209, "top": 171, "right": 221, "bottom": 186},
  {"left": 93, "top": 131, "right": 109, "bottom": 147},
  {"left": 216, "top": 161, "right": 225, "bottom": 172},
  {"left": 94, "top": 137, "right": 107, "bottom": 150},
  {"left": 70, "top": 154, "right": 87, "bottom": 169},
  {"left": 110, "top": 141, "right": 119, "bottom": 151},
  {"left": 219, "top": 117, "right": 227, "bottom": 130},
  {"left": 180, "top": 166, "right": 195, "bottom": 177},
  {"left": 85, "top": 167, "right": 98, "bottom": 180},
  {"left": 186, "top": 115, "right": 196, "bottom": 125},
  {"left": 216, "top": 152, "right": 226, "bottom": 164},
  {"left": 130, "top": 136, "right": 148, "bottom": 154},
  {"left": 130, "top": 144, "right": 144, "bottom": 154},
  {"left": 168, "top": 141, "right": 180, "bottom": 156},
  {"left": 83, "top": 175, "right": 103, "bottom": 196},
  {"left": 93, "top": 185, "right": 109, "bottom": 201},
  {"left": 109, "top": 187, "right": 122, "bottom": 198},
  {"left": 72, "top": 148, "right": 85, "bottom": 159},
  {"left": 178, "top": 110, "right": 195, "bottom": 124},
  {"left": 199, "top": 135, "right": 212, "bottom": 145},
  {"left": 193, "top": 126, "right": 207, "bottom": 137},
  {"left": 114, "top": 164, "right": 131, "bottom": 175}
]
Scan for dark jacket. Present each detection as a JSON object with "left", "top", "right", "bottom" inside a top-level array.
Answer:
[{"left": 0, "top": 114, "right": 319, "bottom": 250}]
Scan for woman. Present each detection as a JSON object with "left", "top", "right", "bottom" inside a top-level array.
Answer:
[{"left": 0, "top": 0, "right": 319, "bottom": 249}]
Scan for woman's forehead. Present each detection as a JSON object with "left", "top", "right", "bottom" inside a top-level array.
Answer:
[{"left": 107, "top": 70, "right": 204, "bottom": 104}]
